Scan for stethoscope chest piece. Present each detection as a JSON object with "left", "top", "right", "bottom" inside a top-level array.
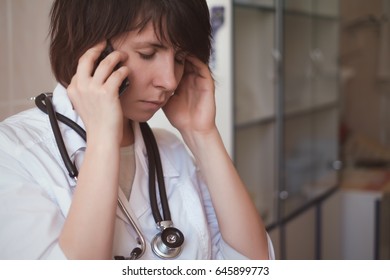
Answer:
[{"left": 151, "top": 221, "right": 184, "bottom": 259}]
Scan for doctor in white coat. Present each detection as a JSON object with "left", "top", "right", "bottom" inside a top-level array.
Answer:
[{"left": 0, "top": 0, "right": 274, "bottom": 260}]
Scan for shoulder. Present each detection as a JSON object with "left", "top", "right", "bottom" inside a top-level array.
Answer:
[
  {"left": 151, "top": 128, "right": 191, "bottom": 157},
  {"left": 0, "top": 108, "right": 50, "bottom": 154},
  {"left": 0, "top": 108, "right": 53, "bottom": 183},
  {"left": 151, "top": 127, "right": 197, "bottom": 172},
  {"left": 152, "top": 128, "right": 183, "bottom": 148}
]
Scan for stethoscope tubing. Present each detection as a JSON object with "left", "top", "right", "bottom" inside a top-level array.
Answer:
[
  {"left": 140, "top": 122, "right": 171, "bottom": 222},
  {"left": 35, "top": 93, "right": 86, "bottom": 141},
  {"left": 117, "top": 197, "right": 146, "bottom": 259},
  {"left": 36, "top": 93, "right": 80, "bottom": 179},
  {"left": 34, "top": 92, "right": 181, "bottom": 259}
]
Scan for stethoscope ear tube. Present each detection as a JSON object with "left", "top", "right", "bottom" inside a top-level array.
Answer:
[
  {"left": 35, "top": 93, "right": 86, "bottom": 141},
  {"left": 35, "top": 93, "right": 79, "bottom": 179},
  {"left": 117, "top": 197, "right": 146, "bottom": 259}
]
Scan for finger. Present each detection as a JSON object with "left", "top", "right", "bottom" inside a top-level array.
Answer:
[
  {"left": 76, "top": 41, "right": 107, "bottom": 79},
  {"left": 93, "top": 50, "right": 128, "bottom": 84},
  {"left": 104, "top": 66, "right": 129, "bottom": 95},
  {"left": 185, "top": 55, "right": 212, "bottom": 79}
]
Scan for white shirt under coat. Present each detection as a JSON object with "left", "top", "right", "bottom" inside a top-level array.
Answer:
[{"left": 0, "top": 84, "right": 274, "bottom": 260}]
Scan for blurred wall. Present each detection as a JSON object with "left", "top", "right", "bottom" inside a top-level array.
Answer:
[
  {"left": 0, "top": 0, "right": 233, "bottom": 155},
  {"left": 340, "top": 0, "right": 390, "bottom": 148},
  {"left": 0, "top": 0, "right": 56, "bottom": 121}
]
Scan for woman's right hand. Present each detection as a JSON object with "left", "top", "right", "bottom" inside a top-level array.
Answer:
[
  {"left": 66, "top": 41, "right": 129, "bottom": 145},
  {"left": 60, "top": 42, "right": 128, "bottom": 259}
]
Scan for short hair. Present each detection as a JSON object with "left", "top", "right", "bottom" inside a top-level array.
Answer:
[{"left": 49, "top": 0, "right": 212, "bottom": 86}]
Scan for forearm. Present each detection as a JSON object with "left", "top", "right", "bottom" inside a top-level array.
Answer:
[
  {"left": 59, "top": 138, "right": 120, "bottom": 259},
  {"left": 183, "top": 128, "right": 269, "bottom": 259}
]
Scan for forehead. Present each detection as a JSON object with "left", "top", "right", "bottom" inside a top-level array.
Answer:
[{"left": 119, "top": 20, "right": 176, "bottom": 49}]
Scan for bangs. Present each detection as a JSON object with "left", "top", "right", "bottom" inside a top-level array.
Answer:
[
  {"left": 133, "top": 0, "right": 211, "bottom": 64},
  {"left": 49, "top": 0, "right": 211, "bottom": 86}
]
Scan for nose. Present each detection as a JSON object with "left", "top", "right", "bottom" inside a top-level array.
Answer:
[{"left": 153, "top": 57, "right": 181, "bottom": 92}]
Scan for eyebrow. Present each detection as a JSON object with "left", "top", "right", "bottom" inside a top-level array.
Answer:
[
  {"left": 133, "top": 41, "right": 168, "bottom": 50},
  {"left": 132, "top": 40, "right": 187, "bottom": 55}
]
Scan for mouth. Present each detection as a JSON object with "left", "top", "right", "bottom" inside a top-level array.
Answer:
[{"left": 139, "top": 100, "right": 165, "bottom": 111}]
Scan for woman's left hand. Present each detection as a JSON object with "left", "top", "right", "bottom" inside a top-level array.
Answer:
[
  {"left": 165, "top": 56, "right": 270, "bottom": 260},
  {"left": 163, "top": 56, "right": 216, "bottom": 136}
]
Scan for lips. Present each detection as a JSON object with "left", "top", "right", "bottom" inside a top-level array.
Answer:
[
  {"left": 139, "top": 100, "right": 165, "bottom": 111},
  {"left": 145, "top": 100, "right": 164, "bottom": 106}
]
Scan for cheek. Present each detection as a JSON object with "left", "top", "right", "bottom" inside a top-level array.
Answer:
[
  {"left": 127, "top": 67, "right": 148, "bottom": 91},
  {"left": 126, "top": 58, "right": 154, "bottom": 84}
]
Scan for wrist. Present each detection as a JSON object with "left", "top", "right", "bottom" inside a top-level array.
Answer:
[
  {"left": 86, "top": 128, "right": 122, "bottom": 148},
  {"left": 182, "top": 127, "right": 222, "bottom": 158}
]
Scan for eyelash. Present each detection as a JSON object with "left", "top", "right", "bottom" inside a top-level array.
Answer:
[
  {"left": 139, "top": 52, "right": 187, "bottom": 64},
  {"left": 139, "top": 52, "right": 155, "bottom": 60}
]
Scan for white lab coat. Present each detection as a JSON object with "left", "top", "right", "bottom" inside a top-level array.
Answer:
[{"left": 0, "top": 84, "right": 274, "bottom": 260}]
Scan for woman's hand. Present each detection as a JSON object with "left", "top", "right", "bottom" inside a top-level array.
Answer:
[
  {"left": 164, "top": 56, "right": 269, "bottom": 259},
  {"left": 67, "top": 41, "right": 129, "bottom": 145},
  {"left": 59, "top": 42, "right": 128, "bottom": 259},
  {"left": 163, "top": 56, "right": 216, "bottom": 137}
]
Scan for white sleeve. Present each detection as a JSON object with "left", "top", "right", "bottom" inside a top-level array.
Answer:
[
  {"left": 152, "top": 128, "right": 276, "bottom": 260},
  {"left": 197, "top": 171, "right": 275, "bottom": 260},
  {"left": 0, "top": 150, "right": 68, "bottom": 260}
]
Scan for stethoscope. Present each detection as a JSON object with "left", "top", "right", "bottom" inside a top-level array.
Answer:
[{"left": 34, "top": 92, "right": 184, "bottom": 260}]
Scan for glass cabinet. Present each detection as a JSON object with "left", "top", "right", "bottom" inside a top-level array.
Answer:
[{"left": 233, "top": 0, "right": 340, "bottom": 231}]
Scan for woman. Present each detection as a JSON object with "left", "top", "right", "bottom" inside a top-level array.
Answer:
[{"left": 0, "top": 0, "right": 273, "bottom": 259}]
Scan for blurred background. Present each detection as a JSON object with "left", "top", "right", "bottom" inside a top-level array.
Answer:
[{"left": 1, "top": 0, "right": 389, "bottom": 259}]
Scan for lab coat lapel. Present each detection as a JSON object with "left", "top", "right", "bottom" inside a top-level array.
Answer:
[
  {"left": 132, "top": 122, "right": 180, "bottom": 179},
  {"left": 116, "top": 188, "right": 143, "bottom": 229},
  {"left": 116, "top": 122, "right": 180, "bottom": 223}
]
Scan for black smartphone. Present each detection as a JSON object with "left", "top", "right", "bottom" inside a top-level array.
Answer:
[{"left": 95, "top": 41, "right": 130, "bottom": 96}]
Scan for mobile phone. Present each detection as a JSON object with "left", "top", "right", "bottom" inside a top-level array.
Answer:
[{"left": 95, "top": 41, "right": 130, "bottom": 96}]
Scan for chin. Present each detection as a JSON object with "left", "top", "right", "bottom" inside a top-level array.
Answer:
[{"left": 126, "top": 113, "right": 155, "bottom": 123}]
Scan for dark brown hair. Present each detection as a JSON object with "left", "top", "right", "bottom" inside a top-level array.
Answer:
[{"left": 49, "top": 0, "right": 212, "bottom": 86}]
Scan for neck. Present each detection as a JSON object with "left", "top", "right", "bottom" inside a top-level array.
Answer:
[{"left": 121, "top": 120, "right": 135, "bottom": 147}]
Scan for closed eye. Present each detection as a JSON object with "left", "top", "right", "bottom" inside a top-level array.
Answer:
[{"left": 139, "top": 52, "right": 155, "bottom": 60}]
